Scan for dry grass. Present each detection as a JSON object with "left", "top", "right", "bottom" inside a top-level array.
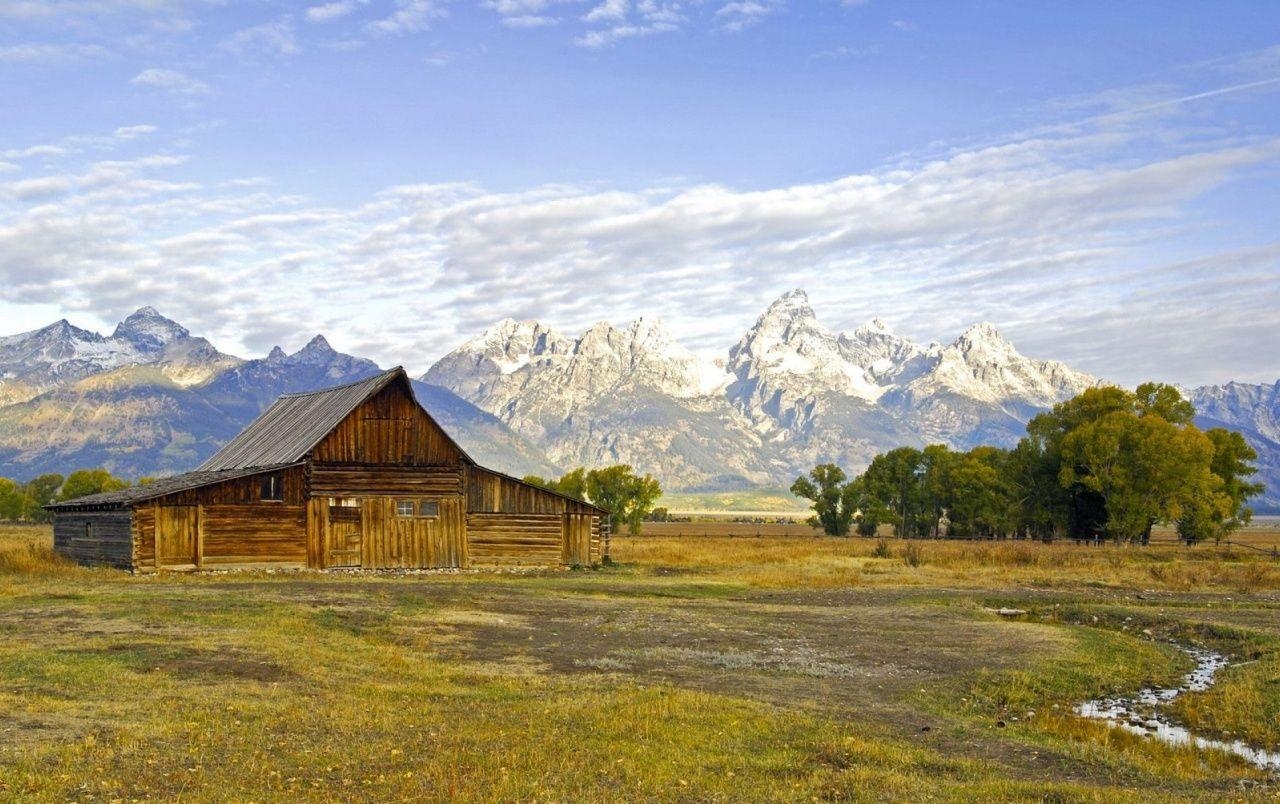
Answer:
[
  {"left": 0, "top": 524, "right": 85, "bottom": 581},
  {"left": 612, "top": 533, "right": 1280, "bottom": 593},
  {"left": 1, "top": 525, "right": 1278, "bottom": 801}
]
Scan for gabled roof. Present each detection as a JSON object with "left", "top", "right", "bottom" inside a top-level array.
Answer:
[
  {"left": 198, "top": 367, "right": 471, "bottom": 471},
  {"left": 46, "top": 463, "right": 301, "bottom": 510}
]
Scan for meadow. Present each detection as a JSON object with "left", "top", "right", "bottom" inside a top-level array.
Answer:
[{"left": 1, "top": 523, "right": 1278, "bottom": 802}]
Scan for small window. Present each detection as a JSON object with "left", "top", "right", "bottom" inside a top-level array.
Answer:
[
  {"left": 418, "top": 501, "right": 439, "bottom": 518},
  {"left": 85, "top": 522, "right": 93, "bottom": 540},
  {"left": 395, "top": 500, "right": 415, "bottom": 517},
  {"left": 260, "top": 474, "right": 283, "bottom": 501}
]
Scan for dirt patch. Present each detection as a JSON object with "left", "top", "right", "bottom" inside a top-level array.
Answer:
[{"left": 71, "top": 643, "right": 294, "bottom": 683}]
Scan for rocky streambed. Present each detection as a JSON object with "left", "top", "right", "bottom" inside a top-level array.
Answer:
[{"left": 1076, "top": 646, "right": 1280, "bottom": 773}]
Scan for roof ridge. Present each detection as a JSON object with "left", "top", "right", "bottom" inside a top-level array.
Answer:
[{"left": 277, "top": 366, "right": 402, "bottom": 398}]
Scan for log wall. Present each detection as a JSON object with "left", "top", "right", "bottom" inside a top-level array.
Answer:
[
  {"left": 201, "top": 504, "right": 307, "bottom": 567},
  {"left": 309, "top": 464, "right": 463, "bottom": 497},
  {"left": 466, "top": 467, "right": 600, "bottom": 515},
  {"left": 466, "top": 512, "right": 563, "bottom": 566},
  {"left": 53, "top": 510, "right": 134, "bottom": 569}
]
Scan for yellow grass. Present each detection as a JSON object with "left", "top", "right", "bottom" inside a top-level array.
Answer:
[
  {"left": 613, "top": 532, "right": 1280, "bottom": 592},
  {"left": 1, "top": 524, "right": 1278, "bottom": 801}
]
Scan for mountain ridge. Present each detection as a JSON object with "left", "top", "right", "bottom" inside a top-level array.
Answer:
[{"left": 0, "top": 299, "right": 1272, "bottom": 511}]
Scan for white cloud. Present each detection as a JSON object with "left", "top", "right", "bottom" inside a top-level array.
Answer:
[
  {"left": 367, "top": 0, "right": 443, "bottom": 35},
  {"left": 1, "top": 101, "right": 1276, "bottom": 387},
  {"left": 584, "top": 0, "right": 627, "bottom": 23},
  {"left": 223, "top": 18, "right": 301, "bottom": 56},
  {"left": 716, "top": 0, "right": 781, "bottom": 33},
  {"left": 576, "top": 0, "right": 685, "bottom": 47},
  {"left": 1, "top": 145, "right": 68, "bottom": 160},
  {"left": 809, "top": 44, "right": 880, "bottom": 61},
  {"left": 114, "top": 125, "right": 158, "bottom": 140},
  {"left": 0, "top": 43, "right": 113, "bottom": 62},
  {"left": 7, "top": 176, "right": 74, "bottom": 201},
  {"left": 501, "top": 14, "right": 559, "bottom": 28},
  {"left": 305, "top": 0, "right": 367, "bottom": 23},
  {"left": 131, "top": 67, "right": 209, "bottom": 95}
]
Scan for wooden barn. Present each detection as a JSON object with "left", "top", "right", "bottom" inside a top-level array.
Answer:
[{"left": 47, "top": 367, "right": 607, "bottom": 572}]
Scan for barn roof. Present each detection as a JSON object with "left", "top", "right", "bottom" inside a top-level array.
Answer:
[
  {"left": 198, "top": 367, "right": 472, "bottom": 471},
  {"left": 45, "top": 463, "right": 300, "bottom": 510}
]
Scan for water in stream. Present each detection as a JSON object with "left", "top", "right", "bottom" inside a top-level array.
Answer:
[{"left": 1076, "top": 646, "right": 1280, "bottom": 773}]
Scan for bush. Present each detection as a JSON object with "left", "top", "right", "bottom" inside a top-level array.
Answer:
[{"left": 901, "top": 542, "right": 924, "bottom": 568}]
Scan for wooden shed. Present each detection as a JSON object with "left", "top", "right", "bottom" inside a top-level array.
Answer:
[{"left": 48, "top": 367, "right": 608, "bottom": 572}]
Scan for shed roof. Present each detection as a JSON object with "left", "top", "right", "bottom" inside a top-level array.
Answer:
[
  {"left": 45, "top": 463, "right": 300, "bottom": 510},
  {"left": 196, "top": 367, "right": 469, "bottom": 471}
]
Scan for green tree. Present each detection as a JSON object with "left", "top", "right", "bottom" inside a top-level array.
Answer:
[
  {"left": 523, "top": 467, "right": 589, "bottom": 501},
  {"left": 949, "top": 447, "right": 1014, "bottom": 538},
  {"left": 1006, "top": 434, "right": 1072, "bottom": 540},
  {"left": 1059, "top": 410, "right": 1223, "bottom": 543},
  {"left": 860, "top": 447, "right": 925, "bottom": 537},
  {"left": 1176, "top": 428, "right": 1263, "bottom": 543},
  {"left": 554, "top": 467, "right": 588, "bottom": 501},
  {"left": 1134, "top": 381, "right": 1195, "bottom": 426},
  {"left": 56, "top": 469, "right": 130, "bottom": 502},
  {"left": 585, "top": 465, "right": 662, "bottom": 535},
  {"left": 791, "top": 464, "right": 859, "bottom": 536},
  {"left": 21, "top": 473, "right": 64, "bottom": 522},
  {"left": 0, "top": 478, "right": 26, "bottom": 521}
]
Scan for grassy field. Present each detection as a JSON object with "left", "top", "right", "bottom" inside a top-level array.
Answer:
[{"left": 2, "top": 525, "right": 1279, "bottom": 801}]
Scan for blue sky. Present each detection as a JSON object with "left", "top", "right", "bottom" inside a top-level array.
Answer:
[{"left": 1, "top": 1, "right": 1278, "bottom": 387}]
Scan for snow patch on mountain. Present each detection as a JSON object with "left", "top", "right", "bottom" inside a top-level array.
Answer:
[{"left": 0, "top": 309, "right": 241, "bottom": 404}]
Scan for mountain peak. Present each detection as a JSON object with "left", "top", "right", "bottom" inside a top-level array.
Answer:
[
  {"left": 763, "top": 288, "right": 811, "bottom": 317},
  {"left": 34, "top": 318, "right": 96, "bottom": 340},
  {"left": 112, "top": 306, "right": 189, "bottom": 352},
  {"left": 267, "top": 346, "right": 287, "bottom": 360},
  {"left": 298, "top": 334, "right": 333, "bottom": 354},
  {"left": 958, "top": 321, "right": 1005, "bottom": 341}
]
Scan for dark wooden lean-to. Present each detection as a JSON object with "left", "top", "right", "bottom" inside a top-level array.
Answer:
[{"left": 48, "top": 368, "right": 607, "bottom": 572}]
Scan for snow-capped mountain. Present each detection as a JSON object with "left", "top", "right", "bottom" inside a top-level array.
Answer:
[
  {"left": 0, "top": 319, "right": 554, "bottom": 482},
  {"left": 0, "top": 296, "right": 1269, "bottom": 507},
  {"left": 1190, "top": 380, "right": 1280, "bottom": 511},
  {"left": 424, "top": 289, "right": 1099, "bottom": 489},
  {"left": 424, "top": 316, "right": 770, "bottom": 487},
  {"left": 0, "top": 307, "right": 239, "bottom": 405}
]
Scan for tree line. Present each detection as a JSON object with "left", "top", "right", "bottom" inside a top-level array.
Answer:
[
  {"left": 792, "top": 383, "right": 1263, "bottom": 544},
  {"left": 0, "top": 469, "right": 133, "bottom": 523},
  {"left": 523, "top": 465, "right": 662, "bottom": 535}
]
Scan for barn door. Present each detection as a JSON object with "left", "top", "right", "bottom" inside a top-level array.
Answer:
[
  {"left": 327, "top": 499, "right": 363, "bottom": 567},
  {"left": 563, "top": 514, "right": 593, "bottom": 566},
  {"left": 156, "top": 505, "right": 198, "bottom": 569}
]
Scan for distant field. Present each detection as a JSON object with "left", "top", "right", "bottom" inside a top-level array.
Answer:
[
  {"left": 640, "top": 520, "right": 1280, "bottom": 551},
  {"left": 2, "top": 524, "right": 1279, "bottom": 801},
  {"left": 655, "top": 487, "right": 808, "bottom": 514}
]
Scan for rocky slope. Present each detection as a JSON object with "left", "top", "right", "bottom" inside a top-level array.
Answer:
[
  {"left": 0, "top": 299, "right": 1270, "bottom": 509},
  {"left": 424, "top": 316, "right": 773, "bottom": 487},
  {"left": 1190, "top": 380, "right": 1280, "bottom": 512},
  {"left": 0, "top": 307, "right": 240, "bottom": 406},
  {"left": 425, "top": 289, "right": 1099, "bottom": 490},
  {"left": 0, "top": 311, "right": 556, "bottom": 481}
]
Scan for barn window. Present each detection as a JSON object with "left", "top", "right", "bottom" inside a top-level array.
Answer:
[
  {"left": 395, "top": 500, "right": 415, "bottom": 517},
  {"left": 85, "top": 522, "right": 93, "bottom": 540},
  {"left": 260, "top": 473, "right": 283, "bottom": 501},
  {"left": 418, "top": 501, "right": 439, "bottom": 518}
]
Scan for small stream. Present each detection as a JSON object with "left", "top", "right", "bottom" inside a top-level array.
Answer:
[{"left": 1076, "top": 646, "right": 1280, "bottom": 773}]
